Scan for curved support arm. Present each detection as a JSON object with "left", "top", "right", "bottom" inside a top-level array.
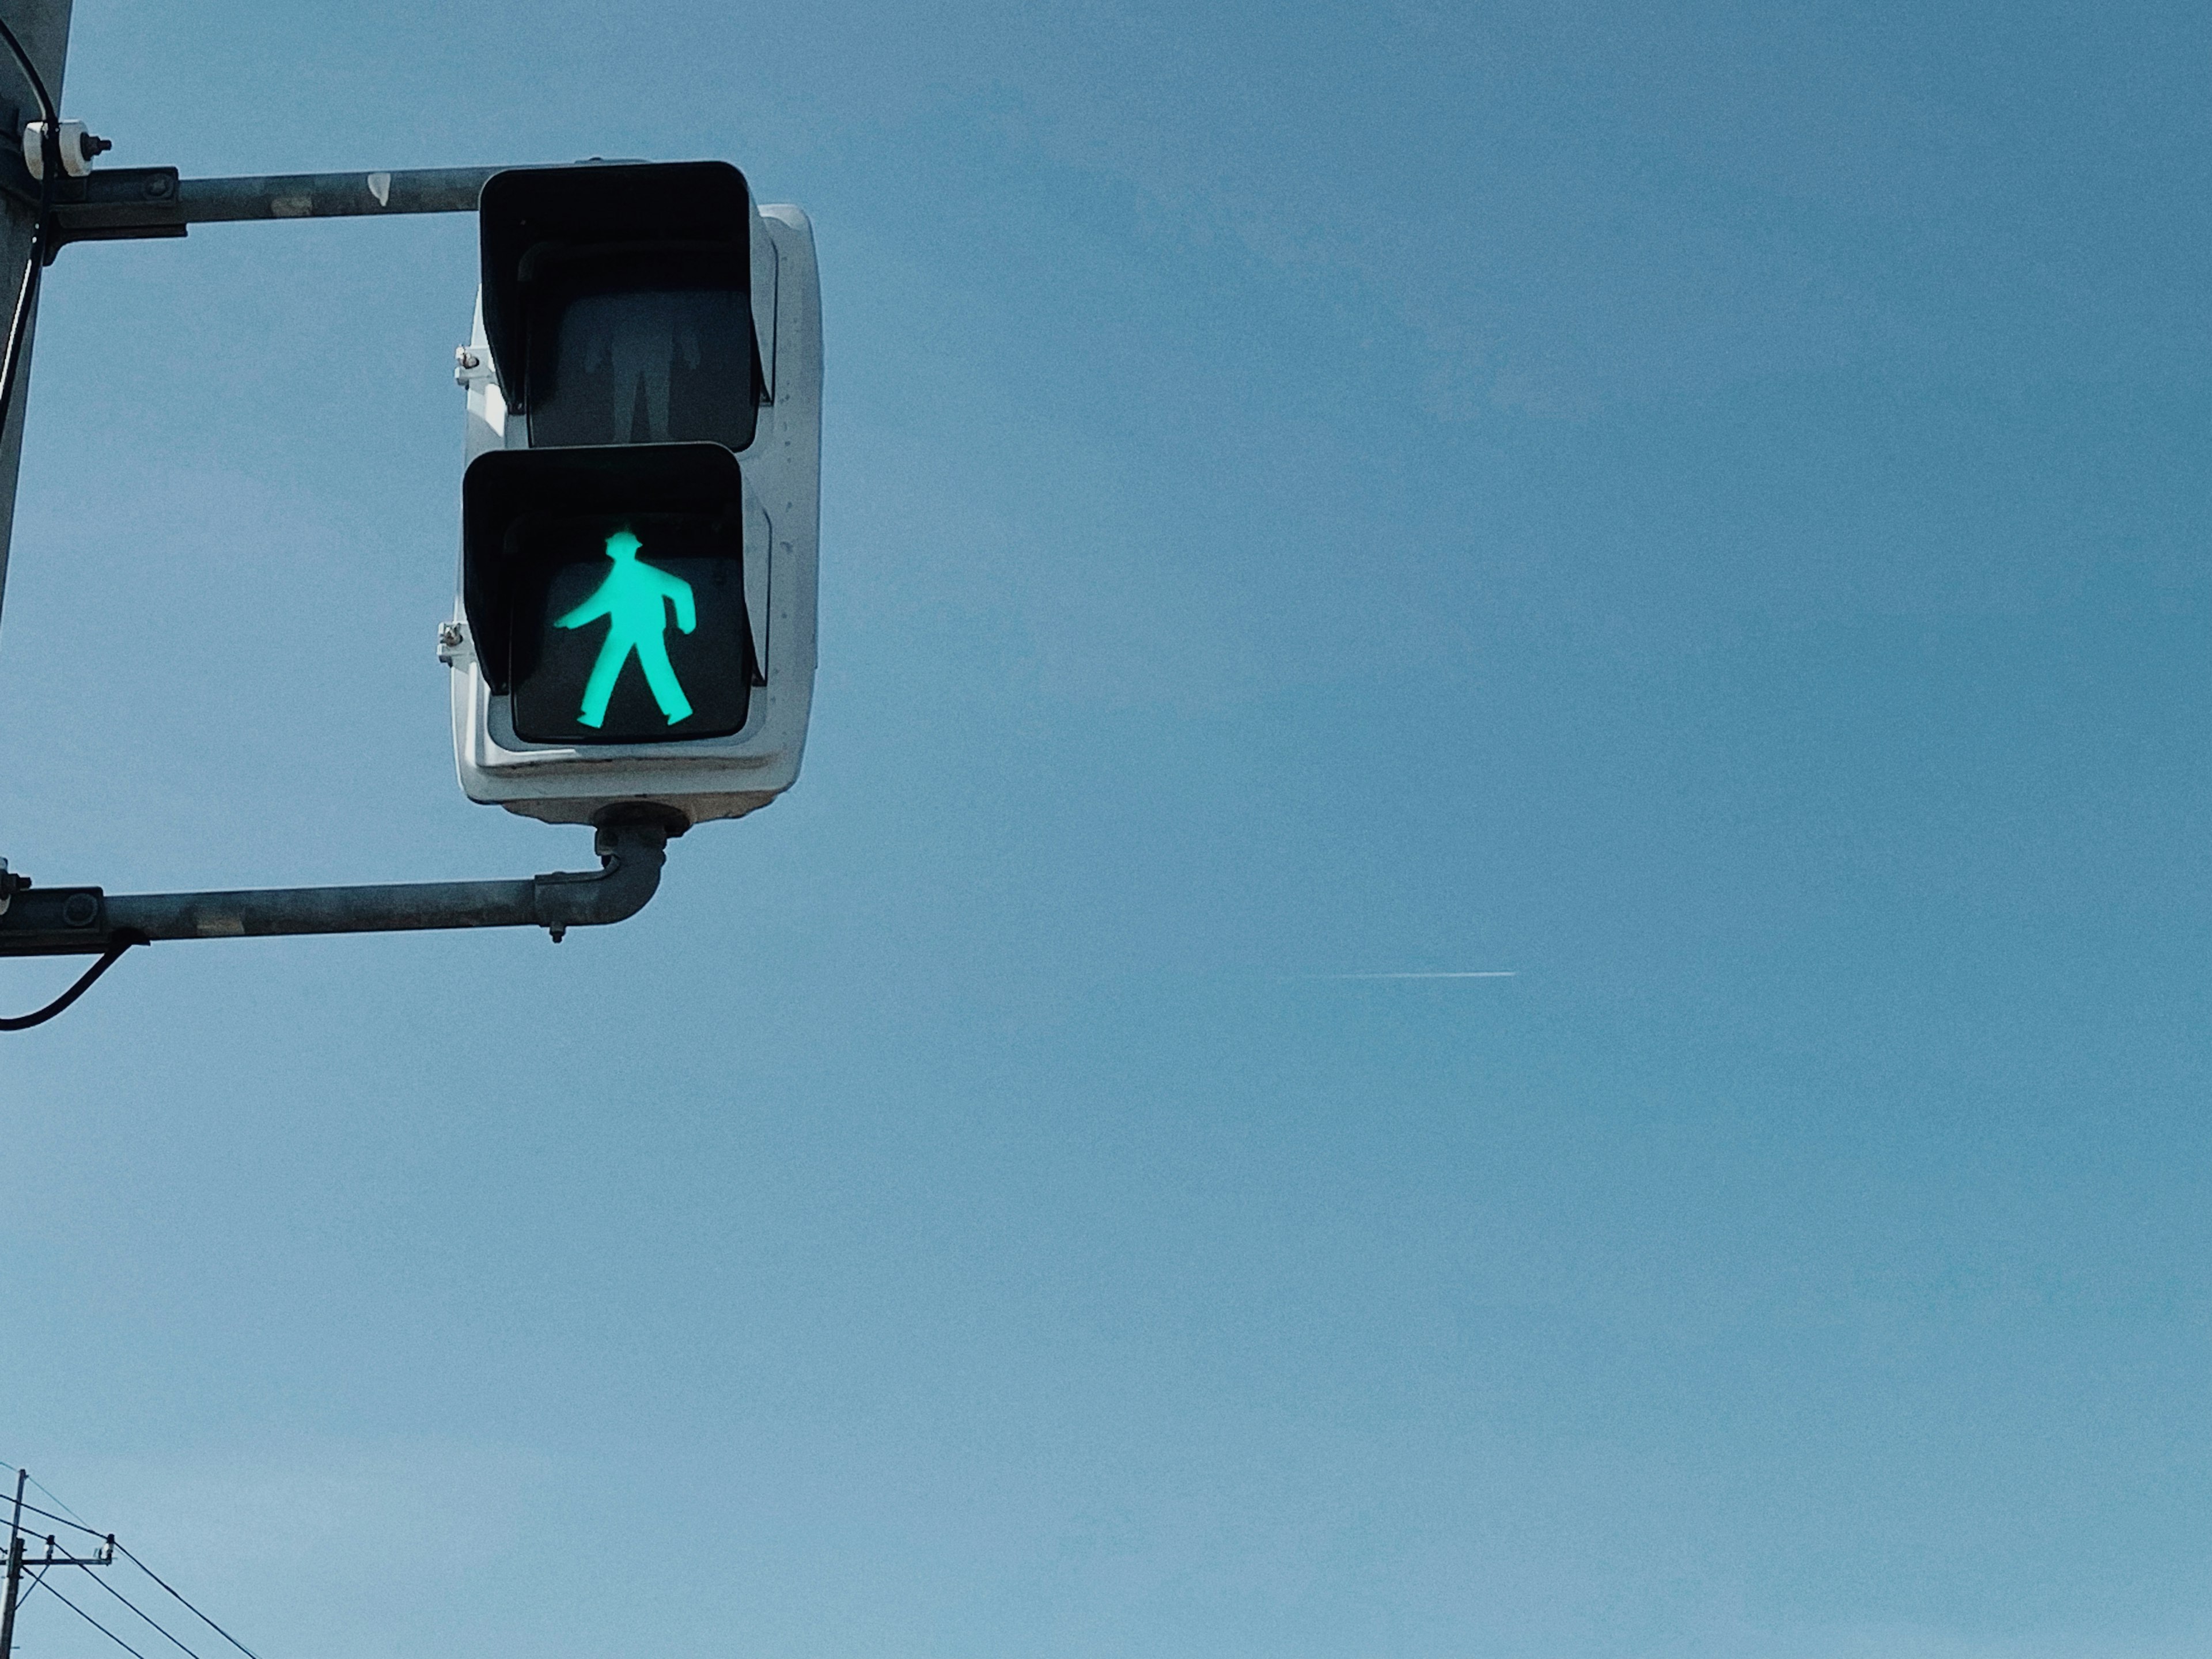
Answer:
[
  {"left": 530, "top": 822, "right": 667, "bottom": 940},
  {"left": 0, "top": 823, "right": 669, "bottom": 956}
]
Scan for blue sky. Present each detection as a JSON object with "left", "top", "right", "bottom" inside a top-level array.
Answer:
[{"left": 1, "top": 1, "right": 2206, "bottom": 1654}]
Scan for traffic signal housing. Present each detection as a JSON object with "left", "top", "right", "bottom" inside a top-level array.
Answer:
[{"left": 445, "top": 160, "right": 819, "bottom": 829}]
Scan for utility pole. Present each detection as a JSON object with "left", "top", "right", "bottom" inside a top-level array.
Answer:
[
  {"left": 0, "top": 0, "right": 71, "bottom": 632},
  {"left": 1, "top": 1468, "right": 27, "bottom": 1659},
  {"left": 0, "top": 1469, "right": 115, "bottom": 1659}
]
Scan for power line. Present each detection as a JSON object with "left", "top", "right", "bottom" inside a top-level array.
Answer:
[
  {"left": 81, "top": 1569, "right": 203, "bottom": 1659},
  {"left": 23, "top": 1478, "right": 89, "bottom": 1529},
  {"left": 0, "top": 1467, "right": 93, "bottom": 1532},
  {"left": 108, "top": 1546, "right": 259, "bottom": 1659},
  {"left": 10, "top": 1500, "right": 107, "bottom": 1541},
  {"left": 36, "top": 1580, "right": 151, "bottom": 1659}
]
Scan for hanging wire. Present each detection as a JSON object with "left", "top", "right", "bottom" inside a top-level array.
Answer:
[
  {"left": 14, "top": 1563, "right": 51, "bottom": 1612},
  {"left": 0, "top": 35, "right": 142, "bottom": 1033},
  {"left": 39, "top": 1578, "right": 156, "bottom": 1659},
  {"left": 110, "top": 1541, "right": 263, "bottom": 1659},
  {"left": 83, "top": 1567, "right": 207, "bottom": 1659},
  {"left": 25, "top": 1471, "right": 93, "bottom": 1527},
  {"left": 10, "top": 1496, "right": 111, "bottom": 1539},
  {"left": 0, "top": 942, "right": 141, "bottom": 1030},
  {"left": 0, "top": 13, "right": 56, "bottom": 432},
  {"left": 0, "top": 17, "right": 55, "bottom": 127}
]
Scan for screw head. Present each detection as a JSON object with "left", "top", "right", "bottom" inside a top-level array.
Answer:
[{"left": 61, "top": 893, "right": 97, "bottom": 927}]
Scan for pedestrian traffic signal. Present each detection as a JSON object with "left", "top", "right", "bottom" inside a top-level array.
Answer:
[
  {"left": 444, "top": 160, "right": 819, "bottom": 830},
  {"left": 461, "top": 441, "right": 762, "bottom": 745}
]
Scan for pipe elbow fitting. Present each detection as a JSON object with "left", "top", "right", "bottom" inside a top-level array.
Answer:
[{"left": 532, "top": 821, "right": 669, "bottom": 939}]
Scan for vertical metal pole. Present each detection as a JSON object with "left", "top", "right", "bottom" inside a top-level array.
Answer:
[
  {"left": 0, "top": 1468, "right": 28, "bottom": 1659},
  {"left": 0, "top": 0, "right": 71, "bottom": 634}
]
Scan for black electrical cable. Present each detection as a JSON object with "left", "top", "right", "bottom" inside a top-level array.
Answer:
[
  {"left": 0, "top": 32, "right": 120, "bottom": 1036},
  {"left": 0, "top": 940, "right": 140, "bottom": 1031},
  {"left": 84, "top": 1562, "right": 209, "bottom": 1659},
  {"left": 16, "top": 1564, "right": 51, "bottom": 1612},
  {"left": 112, "top": 1541, "right": 263, "bottom": 1659},
  {"left": 40, "top": 1577, "right": 156, "bottom": 1659},
  {"left": 0, "top": 16, "right": 57, "bottom": 126},
  {"left": 9, "top": 1496, "right": 109, "bottom": 1537},
  {"left": 0, "top": 14, "right": 58, "bottom": 437}
]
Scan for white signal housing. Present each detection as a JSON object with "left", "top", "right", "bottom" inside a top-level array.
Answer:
[{"left": 445, "top": 191, "right": 820, "bottom": 830}]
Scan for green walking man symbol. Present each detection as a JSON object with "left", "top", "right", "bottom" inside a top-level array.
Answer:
[{"left": 556, "top": 528, "right": 696, "bottom": 728}]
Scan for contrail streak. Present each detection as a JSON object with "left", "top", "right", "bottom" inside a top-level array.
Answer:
[{"left": 1305, "top": 971, "right": 1517, "bottom": 980}]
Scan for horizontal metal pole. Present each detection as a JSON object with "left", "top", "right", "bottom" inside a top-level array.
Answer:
[
  {"left": 175, "top": 166, "right": 500, "bottom": 223},
  {"left": 106, "top": 873, "right": 540, "bottom": 938},
  {"left": 0, "top": 823, "right": 667, "bottom": 956},
  {"left": 35, "top": 164, "right": 513, "bottom": 245}
]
